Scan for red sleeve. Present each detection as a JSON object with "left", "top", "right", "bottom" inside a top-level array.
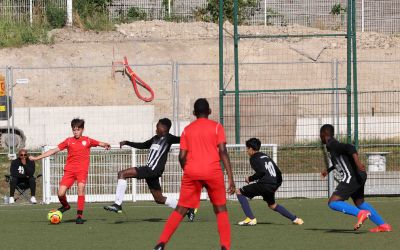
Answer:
[
  {"left": 216, "top": 123, "right": 226, "bottom": 145},
  {"left": 180, "top": 130, "right": 188, "bottom": 150},
  {"left": 58, "top": 138, "right": 69, "bottom": 151},
  {"left": 89, "top": 138, "right": 100, "bottom": 147}
]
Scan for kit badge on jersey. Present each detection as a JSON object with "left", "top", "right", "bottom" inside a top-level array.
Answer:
[{"left": 82, "top": 140, "right": 87, "bottom": 146}]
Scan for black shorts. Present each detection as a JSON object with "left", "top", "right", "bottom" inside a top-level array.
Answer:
[
  {"left": 135, "top": 166, "right": 161, "bottom": 190},
  {"left": 333, "top": 172, "right": 366, "bottom": 201},
  {"left": 333, "top": 182, "right": 365, "bottom": 201},
  {"left": 240, "top": 183, "right": 279, "bottom": 206}
]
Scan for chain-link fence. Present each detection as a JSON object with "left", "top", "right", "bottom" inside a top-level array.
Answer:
[
  {"left": 2, "top": 1, "right": 399, "bottom": 33},
  {"left": 1, "top": 56, "right": 400, "bottom": 199},
  {"left": 0, "top": 0, "right": 66, "bottom": 23}
]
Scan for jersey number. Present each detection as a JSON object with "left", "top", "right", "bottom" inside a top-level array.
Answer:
[
  {"left": 264, "top": 162, "right": 276, "bottom": 177},
  {"left": 18, "top": 166, "right": 25, "bottom": 175}
]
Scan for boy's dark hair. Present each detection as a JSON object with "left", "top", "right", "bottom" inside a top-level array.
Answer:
[
  {"left": 71, "top": 118, "right": 85, "bottom": 129},
  {"left": 158, "top": 118, "right": 172, "bottom": 130},
  {"left": 320, "top": 124, "right": 334, "bottom": 136},
  {"left": 194, "top": 98, "right": 210, "bottom": 116},
  {"left": 246, "top": 138, "right": 261, "bottom": 151}
]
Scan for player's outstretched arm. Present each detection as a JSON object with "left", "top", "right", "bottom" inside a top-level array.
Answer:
[
  {"left": 99, "top": 142, "right": 111, "bottom": 150},
  {"left": 120, "top": 139, "right": 152, "bottom": 149},
  {"left": 218, "top": 143, "right": 235, "bottom": 195},
  {"left": 29, "top": 148, "right": 60, "bottom": 161}
]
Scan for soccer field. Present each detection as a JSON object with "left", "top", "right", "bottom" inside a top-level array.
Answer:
[{"left": 0, "top": 198, "right": 399, "bottom": 250}]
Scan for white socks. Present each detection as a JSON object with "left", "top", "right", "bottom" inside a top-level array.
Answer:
[
  {"left": 115, "top": 179, "right": 127, "bottom": 206},
  {"left": 165, "top": 197, "right": 178, "bottom": 209}
]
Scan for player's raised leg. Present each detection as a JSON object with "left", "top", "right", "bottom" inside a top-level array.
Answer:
[
  {"left": 57, "top": 173, "right": 73, "bottom": 214},
  {"left": 57, "top": 185, "right": 70, "bottom": 212},
  {"left": 104, "top": 167, "right": 137, "bottom": 213}
]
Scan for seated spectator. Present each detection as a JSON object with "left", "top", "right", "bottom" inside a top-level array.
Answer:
[{"left": 9, "top": 149, "right": 37, "bottom": 204}]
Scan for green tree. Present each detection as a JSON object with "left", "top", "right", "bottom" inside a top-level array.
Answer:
[{"left": 195, "top": 0, "right": 259, "bottom": 25}]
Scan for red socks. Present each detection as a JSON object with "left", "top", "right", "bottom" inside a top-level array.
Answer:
[
  {"left": 58, "top": 195, "right": 69, "bottom": 208},
  {"left": 59, "top": 195, "right": 85, "bottom": 218},
  {"left": 158, "top": 210, "right": 184, "bottom": 244},
  {"left": 157, "top": 210, "right": 230, "bottom": 249},
  {"left": 77, "top": 195, "right": 85, "bottom": 211},
  {"left": 216, "top": 211, "right": 231, "bottom": 250}
]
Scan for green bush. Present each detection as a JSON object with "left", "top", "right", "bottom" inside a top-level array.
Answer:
[
  {"left": 194, "top": 0, "right": 259, "bottom": 25},
  {"left": 0, "top": 21, "right": 50, "bottom": 48},
  {"left": 74, "top": 0, "right": 114, "bottom": 30},
  {"left": 46, "top": 3, "right": 66, "bottom": 28},
  {"left": 126, "top": 7, "right": 147, "bottom": 21},
  {"left": 330, "top": 3, "right": 346, "bottom": 15}
]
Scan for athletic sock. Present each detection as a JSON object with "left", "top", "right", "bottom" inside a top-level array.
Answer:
[
  {"left": 77, "top": 210, "right": 83, "bottom": 218},
  {"left": 165, "top": 197, "right": 178, "bottom": 209},
  {"left": 158, "top": 210, "right": 184, "bottom": 244},
  {"left": 115, "top": 179, "right": 127, "bottom": 206},
  {"left": 328, "top": 201, "right": 360, "bottom": 216},
  {"left": 274, "top": 204, "right": 297, "bottom": 221},
  {"left": 77, "top": 195, "right": 85, "bottom": 211},
  {"left": 236, "top": 194, "right": 255, "bottom": 219},
  {"left": 357, "top": 202, "right": 385, "bottom": 226},
  {"left": 216, "top": 211, "right": 231, "bottom": 250},
  {"left": 58, "top": 195, "right": 70, "bottom": 208}
]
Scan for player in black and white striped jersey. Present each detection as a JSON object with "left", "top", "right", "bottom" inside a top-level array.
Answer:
[
  {"left": 104, "top": 118, "right": 196, "bottom": 221},
  {"left": 235, "top": 138, "right": 304, "bottom": 226},
  {"left": 320, "top": 124, "right": 391, "bottom": 232}
]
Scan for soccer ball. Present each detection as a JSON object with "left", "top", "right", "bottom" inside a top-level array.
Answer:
[{"left": 48, "top": 209, "right": 62, "bottom": 224}]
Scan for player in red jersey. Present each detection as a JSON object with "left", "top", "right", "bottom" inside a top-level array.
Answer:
[
  {"left": 154, "top": 98, "right": 235, "bottom": 250},
  {"left": 30, "top": 118, "right": 110, "bottom": 224}
]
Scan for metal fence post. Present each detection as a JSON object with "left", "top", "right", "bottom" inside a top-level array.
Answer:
[
  {"left": 172, "top": 62, "right": 175, "bottom": 134},
  {"left": 30, "top": 0, "right": 33, "bottom": 25},
  {"left": 5, "top": 66, "right": 11, "bottom": 156},
  {"left": 219, "top": 0, "right": 224, "bottom": 125},
  {"left": 42, "top": 146, "right": 52, "bottom": 204},
  {"left": 175, "top": 62, "right": 180, "bottom": 134},
  {"left": 10, "top": 67, "right": 15, "bottom": 152},
  {"left": 234, "top": 0, "right": 241, "bottom": 143},
  {"left": 264, "top": 0, "right": 267, "bottom": 26},
  {"left": 132, "top": 147, "right": 137, "bottom": 202},
  {"left": 352, "top": 0, "right": 359, "bottom": 149},
  {"left": 346, "top": 0, "right": 352, "bottom": 144},
  {"left": 67, "top": 0, "right": 73, "bottom": 26},
  {"left": 168, "top": 0, "right": 171, "bottom": 18},
  {"left": 361, "top": 0, "right": 365, "bottom": 32}
]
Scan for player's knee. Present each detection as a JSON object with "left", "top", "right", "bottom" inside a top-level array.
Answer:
[
  {"left": 213, "top": 204, "right": 227, "bottom": 214},
  {"left": 175, "top": 205, "right": 189, "bottom": 216},
  {"left": 235, "top": 189, "right": 241, "bottom": 195},
  {"left": 328, "top": 201, "right": 337, "bottom": 210},
  {"left": 354, "top": 199, "right": 364, "bottom": 207},
  {"left": 268, "top": 203, "right": 277, "bottom": 210}
]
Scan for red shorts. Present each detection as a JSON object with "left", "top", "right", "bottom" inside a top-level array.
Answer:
[
  {"left": 60, "top": 171, "right": 88, "bottom": 188},
  {"left": 178, "top": 172, "right": 226, "bottom": 208}
]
